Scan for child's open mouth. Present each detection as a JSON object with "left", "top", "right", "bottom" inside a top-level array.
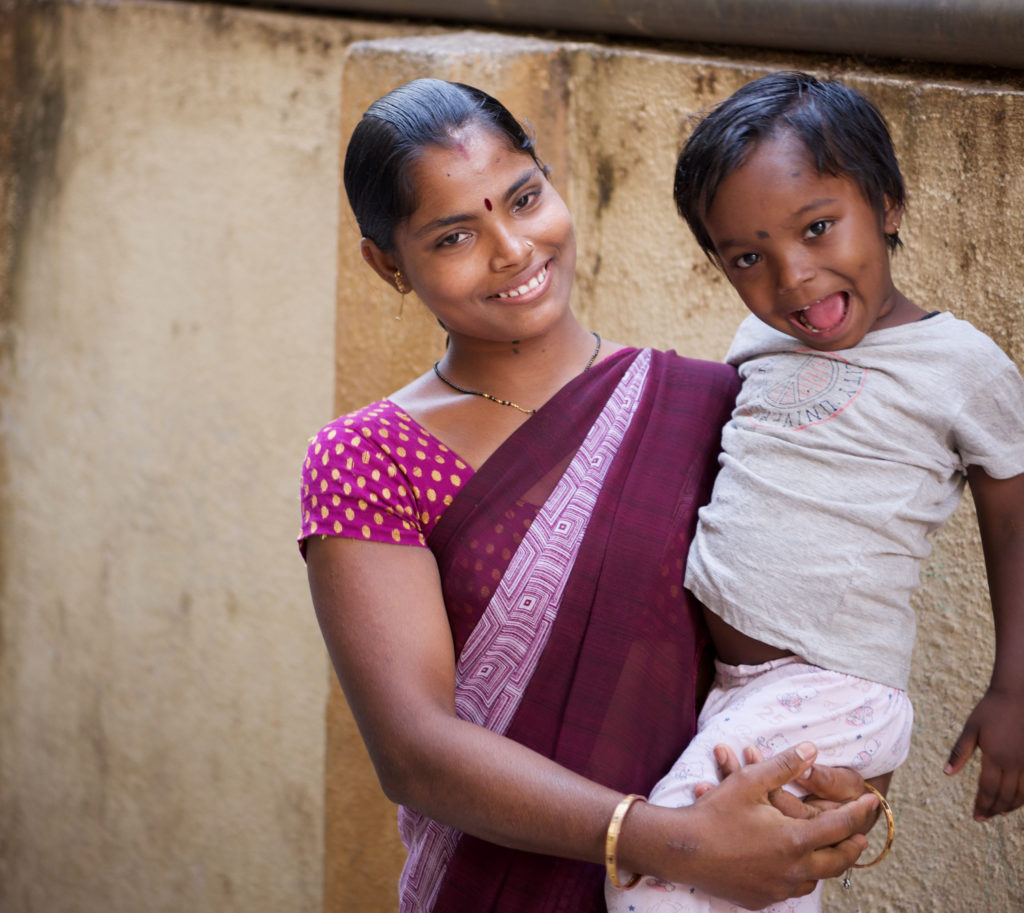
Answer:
[{"left": 791, "top": 292, "right": 849, "bottom": 334}]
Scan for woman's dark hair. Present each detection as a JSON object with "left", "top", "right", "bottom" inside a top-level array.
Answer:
[
  {"left": 343, "top": 78, "right": 545, "bottom": 252},
  {"left": 674, "top": 71, "right": 906, "bottom": 263}
]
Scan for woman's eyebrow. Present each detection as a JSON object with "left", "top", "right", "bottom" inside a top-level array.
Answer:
[
  {"left": 413, "top": 212, "right": 474, "bottom": 239},
  {"left": 412, "top": 168, "right": 540, "bottom": 240},
  {"left": 502, "top": 168, "right": 539, "bottom": 204}
]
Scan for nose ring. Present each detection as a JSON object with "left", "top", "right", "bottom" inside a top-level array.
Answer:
[{"left": 525, "top": 240, "right": 534, "bottom": 249}]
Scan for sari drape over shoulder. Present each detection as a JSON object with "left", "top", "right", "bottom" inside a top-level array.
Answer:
[{"left": 400, "top": 348, "right": 738, "bottom": 912}]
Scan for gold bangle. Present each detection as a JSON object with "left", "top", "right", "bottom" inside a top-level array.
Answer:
[
  {"left": 852, "top": 782, "right": 895, "bottom": 869},
  {"left": 605, "top": 794, "right": 646, "bottom": 890}
]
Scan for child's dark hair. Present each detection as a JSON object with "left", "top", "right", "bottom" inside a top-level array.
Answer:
[
  {"left": 343, "top": 78, "right": 546, "bottom": 252},
  {"left": 674, "top": 71, "right": 906, "bottom": 263}
]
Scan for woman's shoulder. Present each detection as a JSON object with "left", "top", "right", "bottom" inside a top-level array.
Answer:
[
  {"left": 314, "top": 397, "right": 408, "bottom": 433},
  {"left": 651, "top": 347, "right": 740, "bottom": 389},
  {"left": 305, "top": 399, "right": 427, "bottom": 456},
  {"left": 299, "top": 397, "right": 470, "bottom": 550},
  {"left": 302, "top": 400, "right": 419, "bottom": 493},
  {"left": 303, "top": 397, "right": 471, "bottom": 488},
  {"left": 590, "top": 343, "right": 739, "bottom": 405}
]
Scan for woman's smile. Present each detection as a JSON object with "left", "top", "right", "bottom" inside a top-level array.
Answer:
[{"left": 491, "top": 262, "right": 550, "bottom": 301}]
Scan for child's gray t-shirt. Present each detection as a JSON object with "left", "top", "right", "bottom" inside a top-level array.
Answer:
[{"left": 685, "top": 312, "right": 1024, "bottom": 690}]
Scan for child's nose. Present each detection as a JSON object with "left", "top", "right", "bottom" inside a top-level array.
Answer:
[{"left": 777, "top": 251, "right": 815, "bottom": 292}]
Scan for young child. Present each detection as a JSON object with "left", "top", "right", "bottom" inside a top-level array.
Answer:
[{"left": 606, "top": 71, "right": 1024, "bottom": 913}]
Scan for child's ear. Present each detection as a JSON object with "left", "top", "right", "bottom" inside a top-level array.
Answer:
[
  {"left": 882, "top": 195, "right": 904, "bottom": 235},
  {"left": 360, "top": 237, "right": 406, "bottom": 292}
]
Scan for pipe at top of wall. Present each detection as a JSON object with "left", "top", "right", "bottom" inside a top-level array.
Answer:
[{"left": 277, "top": 0, "right": 1024, "bottom": 70}]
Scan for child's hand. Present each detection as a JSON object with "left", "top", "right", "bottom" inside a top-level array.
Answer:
[{"left": 945, "top": 687, "right": 1024, "bottom": 820}]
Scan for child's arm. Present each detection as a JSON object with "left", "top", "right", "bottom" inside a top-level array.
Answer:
[{"left": 945, "top": 466, "right": 1024, "bottom": 820}]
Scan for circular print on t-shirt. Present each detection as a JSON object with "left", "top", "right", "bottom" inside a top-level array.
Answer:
[{"left": 738, "top": 350, "right": 866, "bottom": 431}]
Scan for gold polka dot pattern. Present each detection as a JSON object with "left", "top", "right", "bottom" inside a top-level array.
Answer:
[
  {"left": 297, "top": 400, "right": 472, "bottom": 550},
  {"left": 446, "top": 505, "right": 537, "bottom": 620}
]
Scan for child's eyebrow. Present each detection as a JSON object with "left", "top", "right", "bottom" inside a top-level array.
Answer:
[
  {"left": 714, "top": 236, "right": 743, "bottom": 252},
  {"left": 715, "top": 196, "right": 841, "bottom": 251},
  {"left": 794, "top": 197, "right": 839, "bottom": 217}
]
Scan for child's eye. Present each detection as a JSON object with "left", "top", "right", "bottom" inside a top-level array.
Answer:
[
  {"left": 805, "top": 219, "right": 833, "bottom": 238},
  {"left": 733, "top": 252, "right": 761, "bottom": 270}
]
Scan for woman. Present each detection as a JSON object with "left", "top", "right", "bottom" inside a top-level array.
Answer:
[{"left": 299, "top": 78, "right": 878, "bottom": 912}]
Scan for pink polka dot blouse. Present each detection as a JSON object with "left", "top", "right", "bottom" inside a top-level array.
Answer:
[{"left": 298, "top": 400, "right": 473, "bottom": 552}]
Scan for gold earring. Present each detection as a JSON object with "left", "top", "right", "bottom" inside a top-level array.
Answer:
[{"left": 393, "top": 270, "right": 406, "bottom": 321}]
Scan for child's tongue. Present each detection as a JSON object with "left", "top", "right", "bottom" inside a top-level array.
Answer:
[{"left": 798, "top": 293, "right": 847, "bottom": 331}]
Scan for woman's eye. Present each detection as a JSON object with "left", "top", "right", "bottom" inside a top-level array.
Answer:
[
  {"left": 806, "top": 219, "right": 832, "bottom": 238},
  {"left": 512, "top": 190, "right": 540, "bottom": 212},
  {"left": 734, "top": 252, "right": 760, "bottom": 270},
  {"left": 437, "top": 230, "right": 470, "bottom": 248}
]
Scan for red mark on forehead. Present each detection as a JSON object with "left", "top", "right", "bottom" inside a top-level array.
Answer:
[
  {"left": 484, "top": 198, "right": 493, "bottom": 211},
  {"left": 454, "top": 139, "right": 470, "bottom": 159}
]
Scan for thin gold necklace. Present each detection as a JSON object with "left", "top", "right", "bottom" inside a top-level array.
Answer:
[{"left": 433, "top": 332, "right": 602, "bottom": 415}]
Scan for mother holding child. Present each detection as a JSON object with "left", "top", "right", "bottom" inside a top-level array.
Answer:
[{"left": 298, "top": 77, "right": 882, "bottom": 912}]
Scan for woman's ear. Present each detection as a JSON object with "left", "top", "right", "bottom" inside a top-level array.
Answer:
[{"left": 360, "top": 237, "right": 407, "bottom": 292}]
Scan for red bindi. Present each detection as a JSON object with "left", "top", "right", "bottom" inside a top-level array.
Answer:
[{"left": 484, "top": 198, "right": 492, "bottom": 211}]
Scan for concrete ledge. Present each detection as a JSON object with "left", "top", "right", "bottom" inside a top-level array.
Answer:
[{"left": 272, "top": 0, "right": 1024, "bottom": 69}]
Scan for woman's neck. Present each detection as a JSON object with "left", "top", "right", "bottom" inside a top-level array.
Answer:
[
  {"left": 391, "top": 318, "right": 614, "bottom": 470},
  {"left": 439, "top": 320, "right": 600, "bottom": 405}
]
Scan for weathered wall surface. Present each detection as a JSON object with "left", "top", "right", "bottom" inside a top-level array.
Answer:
[
  {"left": 2, "top": 3, "right": 1022, "bottom": 913},
  {"left": 0, "top": 3, "right": 429, "bottom": 911}
]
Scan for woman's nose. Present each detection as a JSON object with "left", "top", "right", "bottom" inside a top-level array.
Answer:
[{"left": 489, "top": 225, "right": 533, "bottom": 270}]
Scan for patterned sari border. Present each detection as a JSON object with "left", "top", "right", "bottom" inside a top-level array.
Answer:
[{"left": 398, "top": 350, "right": 653, "bottom": 912}]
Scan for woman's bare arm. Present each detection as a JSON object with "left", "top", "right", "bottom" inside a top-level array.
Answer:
[{"left": 306, "top": 535, "right": 877, "bottom": 907}]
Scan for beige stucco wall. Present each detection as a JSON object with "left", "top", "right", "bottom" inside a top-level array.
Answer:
[
  {"left": 2, "top": 3, "right": 1022, "bottom": 913},
  {"left": 0, "top": 2, "right": 434, "bottom": 911}
]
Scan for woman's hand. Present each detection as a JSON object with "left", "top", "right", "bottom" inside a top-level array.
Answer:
[
  {"left": 621, "top": 742, "right": 877, "bottom": 909},
  {"left": 699, "top": 743, "right": 890, "bottom": 831}
]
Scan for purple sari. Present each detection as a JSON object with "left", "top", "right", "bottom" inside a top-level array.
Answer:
[{"left": 400, "top": 348, "right": 738, "bottom": 912}]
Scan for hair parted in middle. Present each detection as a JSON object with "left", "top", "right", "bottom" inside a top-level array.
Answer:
[
  {"left": 343, "top": 78, "right": 548, "bottom": 253},
  {"left": 674, "top": 71, "right": 907, "bottom": 264}
]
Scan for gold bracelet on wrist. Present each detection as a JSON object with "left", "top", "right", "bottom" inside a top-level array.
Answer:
[
  {"left": 852, "top": 782, "right": 895, "bottom": 869},
  {"left": 605, "top": 793, "right": 646, "bottom": 890}
]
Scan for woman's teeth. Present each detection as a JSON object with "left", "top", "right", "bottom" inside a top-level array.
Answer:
[{"left": 495, "top": 264, "right": 547, "bottom": 299}]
